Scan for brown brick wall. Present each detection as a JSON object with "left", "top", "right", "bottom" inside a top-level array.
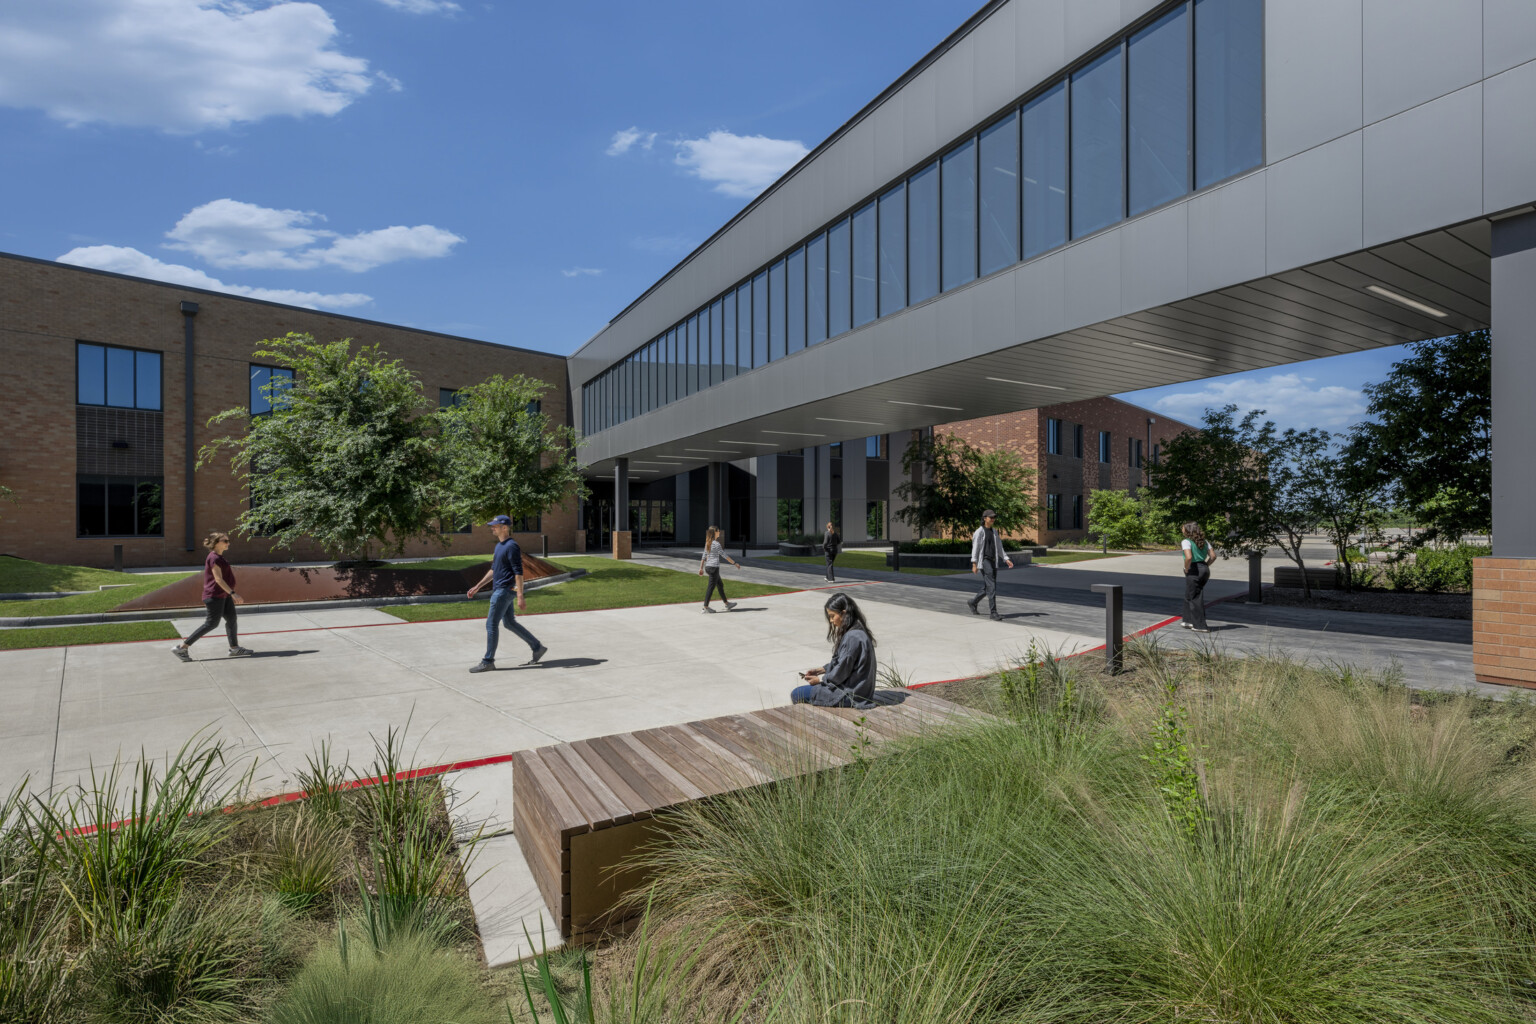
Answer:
[
  {"left": 1473, "top": 557, "right": 1536, "bottom": 687},
  {"left": 935, "top": 397, "right": 1193, "bottom": 544},
  {"left": 0, "top": 255, "right": 577, "bottom": 568}
]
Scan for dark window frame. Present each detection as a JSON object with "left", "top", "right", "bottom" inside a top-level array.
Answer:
[
  {"left": 76, "top": 474, "right": 164, "bottom": 538},
  {"left": 77, "top": 341, "right": 163, "bottom": 411}
]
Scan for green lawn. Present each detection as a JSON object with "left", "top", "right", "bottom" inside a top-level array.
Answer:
[
  {"left": 0, "top": 573, "right": 197, "bottom": 618},
  {"left": 0, "top": 621, "right": 180, "bottom": 650},
  {"left": 391, "top": 554, "right": 491, "bottom": 572},
  {"left": 384, "top": 555, "right": 796, "bottom": 622},
  {"left": 0, "top": 554, "right": 172, "bottom": 593},
  {"left": 1032, "top": 551, "right": 1130, "bottom": 565},
  {"left": 762, "top": 550, "right": 963, "bottom": 577}
]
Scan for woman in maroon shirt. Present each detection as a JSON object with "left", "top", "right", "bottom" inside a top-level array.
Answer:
[{"left": 171, "top": 531, "right": 252, "bottom": 661}]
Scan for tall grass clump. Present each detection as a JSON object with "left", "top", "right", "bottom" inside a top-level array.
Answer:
[
  {"left": 631, "top": 651, "right": 1536, "bottom": 1023},
  {"left": 0, "top": 778, "right": 73, "bottom": 1020},
  {"left": 257, "top": 808, "right": 347, "bottom": 916}
]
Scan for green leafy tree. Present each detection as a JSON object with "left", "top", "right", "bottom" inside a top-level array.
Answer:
[
  {"left": 199, "top": 333, "right": 444, "bottom": 565},
  {"left": 435, "top": 375, "right": 586, "bottom": 530},
  {"left": 1295, "top": 441, "right": 1389, "bottom": 592},
  {"left": 1086, "top": 490, "right": 1149, "bottom": 549},
  {"left": 1342, "top": 330, "right": 1490, "bottom": 543},
  {"left": 893, "top": 433, "right": 1036, "bottom": 539}
]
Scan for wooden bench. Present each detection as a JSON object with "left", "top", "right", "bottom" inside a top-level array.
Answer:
[{"left": 511, "top": 689, "right": 985, "bottom": 943}]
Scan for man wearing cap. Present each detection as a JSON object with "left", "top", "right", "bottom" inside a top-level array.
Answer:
[
  {"left": 968, "top": 509, "right": 1013, "bottom": 621},
  {"left": 466, "top": 515, "right": 548, "bottom": 672}
]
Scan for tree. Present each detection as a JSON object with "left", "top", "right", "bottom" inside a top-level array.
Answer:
[
  {"left": 435, "top": 374, "right": 586, "bottom": 530},
  {"left": 1342, "top": 330, "right": 1490, "bottom": 543},
  {"left": 893, "top": 433, "right": 1036, "bottom": 539},
  {"left": 200, "top": 333, "right": 444, "bottom": 565},
  {"left": 1297, "top": 448, "right": 1388, "bottom": 592},
  {"left": 1086, "top": 490, "right": 1148, "bottom": 549}
]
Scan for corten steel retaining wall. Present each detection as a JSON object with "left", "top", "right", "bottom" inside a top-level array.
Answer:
[{"left": 0, "top": 254, "right": 578, "bottom": 568}]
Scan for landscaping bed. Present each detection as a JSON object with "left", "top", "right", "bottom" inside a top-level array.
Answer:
[{"left": 1267, "top": 585, "right": 1472, "bottom": 619}]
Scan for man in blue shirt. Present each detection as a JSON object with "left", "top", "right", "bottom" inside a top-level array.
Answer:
[{"left": 467, "top": 514, "right": 548, "bottom": 673}]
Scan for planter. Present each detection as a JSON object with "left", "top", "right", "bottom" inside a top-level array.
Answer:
[
  {"left": 778, "top": 543, "right": 814, "bottom": 556},
  {"left": 1264, "top": 587, "right": 1471, "bottom": 620},
  {"left": 885, "top": 552, "right": 1032, "bottom": 570}
]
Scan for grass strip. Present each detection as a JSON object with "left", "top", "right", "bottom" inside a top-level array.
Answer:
[
  {"left": 1032, "top": 551, "right": 1129, "bottom": 564},
  {"left": 0, "top": 621, "right": 180, "bottom": 650},
  {"left": 383, "top": 555, "right": 795, "bottom": 622},
  {"left": 0, "top": 554, "right": 181, "bottom": 594},
  {"left": 762, "top": 550, "right": 962, "bottom": 577},
  {"left": 0, "top": 574, "right": 197, "bottom": 618},
  {"left": 389, "top": 555, "right": 491, "bottom": 572}
]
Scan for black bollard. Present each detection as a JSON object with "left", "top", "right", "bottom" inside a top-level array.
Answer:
[
  {"left": 891, "top": 540, "right": 901, "bottom": 573},
  {"left": 1247, "top": 551, "right": 1263, "bottom": 604},
  {"left": 113, "top": 544, "right": 123, "bottom": 573},
  {"left": 1089, "top": 583, "right": 1124, "bottom": 675},
  {"left": 541, "top": 534, "right": 549, "bottom": 558}
]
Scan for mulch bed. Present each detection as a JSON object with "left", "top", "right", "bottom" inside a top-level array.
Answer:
[
  {"left": 1265, "top": 586, "right": 1471, "bottom": 620},
  {"left": 115, "top": 555, "right": 566, "bottom": 611}
]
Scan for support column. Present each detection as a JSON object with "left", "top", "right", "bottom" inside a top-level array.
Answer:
[
  {"left": 813, "top": 444, "right": 833, "bottom": 534},
  {"left": 1476, "top": 211, "right": 1536, "bottom": 687},
  {"left": 707, "top": 461, "right": 723, "bottom": 528},
  {"left": 674, "top": 472, "right": 691, "bottom": 547},
  {"left": 752, "top": 454, "right": 778, "bottom": 547},
  {"left": 613, "top": 458, "right": 631, "bottom": 559},
  {"left": 802, "top": 447, "right": 817, "bottom": 538},
  {"left": 843, "top": 439, "right": 867, "bottom": 542}
]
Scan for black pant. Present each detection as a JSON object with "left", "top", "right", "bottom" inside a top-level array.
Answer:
[
  {"left": 969, "top": 565, "right": 998, "bottom": 614},
  {"left": 703, "top": 566, "right": 728, "bottom": 605},
  {"left": 824, "top": 552, "right": 837, "bottom": 580},
  {"left": 1183, "top": 562, "right": 1210, "bottom": 629},
  {"left": 186, "top": 595, "right": 238, "bottom": 646}
]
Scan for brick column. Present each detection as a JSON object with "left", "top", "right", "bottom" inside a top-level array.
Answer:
[{"left": 1474, "top": 561, "right": 1536, "bottom": 687}]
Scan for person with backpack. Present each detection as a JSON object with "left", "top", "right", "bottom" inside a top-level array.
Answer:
[
  {"left": 792, "top": 592, "right": 877, "bottom": 708},
  {"left": 171, "top": 531, "right": 253, "bottom": 661},
  {"left": 698, "top": 524, "right": 740, "bottom": 612},
  {"left": 822, "top": 520, "right": 842, "bottom": 582},
  {"left": 1181, "top": 521, "right": 1213, "bottom": 633},
  {"left": 968, "top": 510, "right": 1013, "bottom": 621}
]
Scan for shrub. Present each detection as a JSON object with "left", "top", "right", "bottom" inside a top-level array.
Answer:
[
  {"left": 268, "top": 931, "right": 501, "bottom": 1024},
  {"left": 1381, "top": 543, "right": 1488, "bottom": 593},
  {"left": 897, "top": 537, "right": 1026, "bottom": 554},
  {"left": 258, "top": 808, "right": 348, "bottom": 915},
  {"left": 0, "top": 780, "right": 73, "bottom": 1021}
]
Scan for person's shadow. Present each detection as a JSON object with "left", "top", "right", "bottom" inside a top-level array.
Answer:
[
  {"left": 244, "top": 649, "right": 320, "bottom": 658},
  {"left": 509, "top": 657, "right": 608, "bottom": 670}
]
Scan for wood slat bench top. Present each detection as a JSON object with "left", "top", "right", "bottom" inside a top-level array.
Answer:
[{"left": 512, "top": 688, "right": 983, "bottom": 943}]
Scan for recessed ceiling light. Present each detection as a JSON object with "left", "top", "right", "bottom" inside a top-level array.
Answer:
[
  {"left": 888, "top": 400, "right": 963, "bottom": 411},
  {"left": 985, "top": 376, "right": 1066, "bottom": 390},
  {"left": 1365, "top": 284, "right": 1448, "bottom": 318},
  {"left": 815, "top": 417, "right": 886, "bottom": 425},
  {"left": 762, "top": 430, "right": 826, "bottom": 437},
  {"left": 684, "top": 448, "right": 740, "bottom": 453},
  {"left": 717, "top": 440, "right": 776, "bottom": 446},
  {"left": 1131, "top": 341, "right": 1216, "bottom": 363}
]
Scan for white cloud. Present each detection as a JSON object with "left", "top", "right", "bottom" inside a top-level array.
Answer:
[
  {"left": 606, "top": 126, "right": 656, "bottom": 156},
  {"left": 561, "top": 267, "right": 603, "bottom": 278},
  {"left": 1151, "top": 372, "right": 1368, "bottom": 433},
  {"left": 373, "top": 0, "right": 460, "bottom": 12},
  {"left": 674, "top": 130, "right": 809, "bottom": 198},
  {"left": 164, "top": 199, "right": 464, "bottom": 271},
  {"left": 0, "top": 0, "right": 376, "bottom": 132},
  {"left": 58, "top": 245, "right": 373, "bottom": 309}
]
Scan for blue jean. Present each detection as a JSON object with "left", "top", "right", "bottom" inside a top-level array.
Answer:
[
  {"left": 484, "top": 587, "right": 541, "bottom": 662},
  {"left": 790, "top": 684, "right": 819, "bottom": 704}
]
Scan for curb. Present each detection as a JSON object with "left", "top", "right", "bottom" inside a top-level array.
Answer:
[{"left": 0, "top": 569, "right": 586, "bottom": 628}]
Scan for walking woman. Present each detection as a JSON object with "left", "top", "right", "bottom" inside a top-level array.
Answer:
[
  {"left": 1181, "top": 521, "right": 1212, "bottom": 633},
  {"left": 792, "top": 592, "right": 878, "bottom": 708},
  {"left": 698, "top": 525, "right": 740, "bottom": 612},
  {"left": 172, "top": 531, "right": 253, "bottom": 661},
  {"left": 822, "top": 520, "right": 842, "bottom": 582}
]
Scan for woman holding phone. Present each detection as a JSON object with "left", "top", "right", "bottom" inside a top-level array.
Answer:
[{"left": 792, "top": 592, "right": 877, "bottom": 708}]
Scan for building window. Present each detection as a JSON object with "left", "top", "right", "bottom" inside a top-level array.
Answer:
[
  {"left": 805, "top": 234, "right": 828, "bottom": 345},
  {"left": 878, "top": 183, "right": 906, "bottom": 317},
  {"left": 787, "top": 246, "right": 806, "bottom": 354},
  {"left": 438, "top": 518, "right": 473, "bottom": 535},
  {"left": 77, "top": 475, "right": 162, "bottom": 537},
  {"left": 78, "top": 342, "right": 162, "bottom": 410},
  {"left": 250, "top": 365, "right": 295, "bottom": 415},
  {"left": 1071, "top": 494, "right": 1084, "bottom": 530},
  {"left": 751, "top": 273, "right": 768, "bottom": 369},
  {"left": 1022, "top": 82, "right": 1069, "bottom": 258},
  {"left": 1046, "top": 493, "right": 1061, "bottom": 530},
  {"left": 1135, "top": 439, "right": 1146, "bottom": 468},
  {"left": 768, "top": 261, "right": 787, "bottom": 364},
  {"left": 513, "top": 515, "right": 541, "bottom": 533},
  {"left": 851, "top": 200, "right": 878, "bottom": 327},
  {"left": 865, "top": 434, "right": 887, "bottom": 459},
  {"left": 827, "top": 216, "right": 851, "bottom": 337},
  {"left": 1099, "top": 431, "right": 1111, "bottom": 463},
  {"left": 1071, "top": 46, "right": 1126, "bottom": 238},
  {"left": 908, "top": 161, "right": 940, "bottom": 304},
  {"left": 1073, "top": 424, "right": 1084, "bottom": 459},
  {"left": 941, "top": 137, "right": 977, "bottom": 291},
  {"left": 1153, "top": 442, "right": 1161, "bottom": 465},
  {"left": 979, "top": 110, "right": 1020, "bottom": 276},
  {"left": 1128, "top": 5, "right": 1191, "bottom": 217},
  {"left": 1047, "top": 418, "right": 1062, "bottom": 455},
  {"left": 1195, "top": 0, "right": 1265, "bottom": 189}
]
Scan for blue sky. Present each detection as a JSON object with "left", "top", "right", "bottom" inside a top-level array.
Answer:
[{"left": 0, "top": 0, "right": 1415, "bottom": 436}]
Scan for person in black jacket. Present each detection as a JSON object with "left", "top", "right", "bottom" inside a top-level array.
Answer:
[
  {"left": 822, "top": 520, "right": 842, "bottom": 582},
  {"left": 791, "top": 592, "right": 877, "bottom": 708}
]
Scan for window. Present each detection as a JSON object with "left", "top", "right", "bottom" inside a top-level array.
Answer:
[
  {"left": 751, "top": 272, "right": 768, "bottom": 367},
  {"left": 787, "top": 246, "right": 806, "bottom": 353},
  {"left": 941, "top": 138, "right": 977, "bottom": 291},
  {"left": 1099, "top": 431, "right": 1111, "bottom": 463},
  {"left": 1071, "top": 494, "right": 1083, "bottom": 530},
  {"left": 806, "top": 233, "right": 828, "bottom": 344},
  {"left": 1071, "top": 47, "right": 1125, "bottom": 238},
  {"left": 710, "top": 299, "right": 724, "bottom": 385},
  {"left": 1022, "top": 82, "right": 1068, "bottom": 258},
  {"left": 513, "top": 515, "right": 541, "bottom": 532},
  {"left": 688, "top": 316, "right": 701, "bottom": 395},
  {"left": 768, "top": 260, "right": 787, "bottom": 362},
  {"left": 736, "top": 281, "right": 753, "bottom": 373},
  {"left": 828, "top": 217, "right": 851, "bottom": 337},
  {"left": 979, "top": 111, "right": 1020, "bottom": 276},
  {"left": 722, "top": 290, "right": 738, "bottom": 380},
  {"left": 1195, "top": 0, "right": 1264, "bottom": 188},
  {"left": 1073, "top": 424, "right": 1084, "bottom": 458},
  {"left": 866, "top": 434, "right": 887, "bottom": 459},
  {"left": 1153, "top": 442, "right": 1161, "bottom": 465},
  {"left": 1047, "top": 418, "right": 1062, "bottom": 455},
  {"left": 907, "top": 161, "right": 940, "bottom": 304},
  {"left": 77, "top": 475, "right": 162, "bottom": 537},
  {"left": 1128, "top": 5, "right": 1191, "bottom": 216},
  {"left": 1046, "top": 493, "right": 1061, "bottom": 530},
  {"left": 78, "top": 342, "right": 162, "bottom": 410},
  {"left": 878, "top": 184, "right": 906, "bottom": 317},
  {"left": 851, "top": 201, "right": 877, "bottom": 327},
  {"left": 253, "top": 365, "right": 295, "bottom": 415},
  {"left": 1135, "top": 439, "right": 1145, "bottom": 468}
]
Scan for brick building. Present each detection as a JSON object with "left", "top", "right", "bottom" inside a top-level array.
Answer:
[
  {"left": 936, "top": 397, "right": 1195, "bottom": 545},
  {"left": 0, "top": 253, "right": 578, "bottom": 568}
]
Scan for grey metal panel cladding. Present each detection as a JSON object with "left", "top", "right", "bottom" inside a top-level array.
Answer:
[
  {"left": 1015, "top": 247, "right": 1068, "bottom": 338},
  {"left": 1363, "top": 85, "right": 1483, "bottom": 248},
  {"left": 1484, "top": 60, "right": 1536, "bottom": 214},
  {"left": 1120, "top": 203, "right": 1189, "bottom": 313},
  {"left": 1486, "top": 0, "right": 1536, "bottom": 76},
  {"left": 1265, "top": 0, "right": 1363, "bottom": 162},
  {"left": 1065, "top": 232, "right": 1123, "bottom": 329},
  {"left": 1491, "top": 244, "right": 1536, "bottom": 556},
  {"left": 1265, "top": 133, "right": 1363, "bottom": 274},
  {"left": 1065, "top": 0, "right": 1123, "bottom": 65},
  {"left": 1187, "top": 171, "right": 1266, "bottom": 295},
  {"left": 1362, "top": 0, "right": 1482, "bottom": 124},
  {"left": 937, "top": 33, "right": 979, "bottom": 133},
  {"left": 1014, "top": 0, "right": 1068, "bottom": 97},
  {"left": 973, "top": 3, "right": 1018, "bottom": 117},
  {"left": 901, "top": 66, "right": 940, "bottom": 170}
]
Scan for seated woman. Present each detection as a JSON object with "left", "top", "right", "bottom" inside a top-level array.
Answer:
[{"left": 792, "top": 592, "right": 878, "bottom": 708}]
